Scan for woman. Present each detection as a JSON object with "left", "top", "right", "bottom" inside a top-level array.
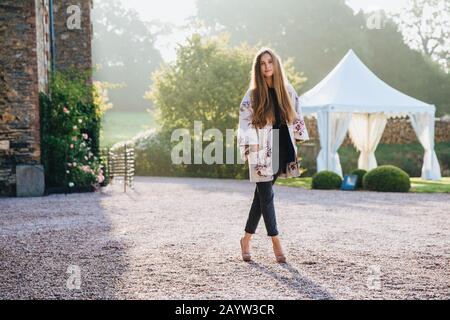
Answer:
[{"left": 237, "top": 48, "right": 309, "bottom": 263}]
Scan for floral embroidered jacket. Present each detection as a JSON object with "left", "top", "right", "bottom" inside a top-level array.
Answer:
[{"left": 237, "top": 83, "right": 310, "bottom": 182}]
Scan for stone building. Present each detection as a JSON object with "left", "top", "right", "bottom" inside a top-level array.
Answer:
[{"left": 0, "top": 0, "right": 93, "bottom": 196}]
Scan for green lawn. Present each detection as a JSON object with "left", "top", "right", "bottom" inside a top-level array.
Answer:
[
  {"left": 276, "top": 177, "right": 450, "bottom": 193},
  {"left": 276, "top": 177, "right": 313, "bottom": 189},
  {"left": 100, "top": 111, "right": 156, "bottom": 148},
  {"left": 410, "top": 177, "right": 450, "bottom": 193}
]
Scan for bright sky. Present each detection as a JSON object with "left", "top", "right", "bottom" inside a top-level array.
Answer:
[
  {"left": 116, "top": 0, "right": 409, "bottom": 62},
  {"left": 118, "top": 0, "right": 197, "bottom": 25}
]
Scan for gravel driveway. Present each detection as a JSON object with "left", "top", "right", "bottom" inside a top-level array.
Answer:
[{"left": 0, "top": 176, "right": 449, "bottom": 299}]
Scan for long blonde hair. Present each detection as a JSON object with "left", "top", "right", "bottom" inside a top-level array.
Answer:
[{"left": 249, "top": 48, "right": 296, "bottom": 128}]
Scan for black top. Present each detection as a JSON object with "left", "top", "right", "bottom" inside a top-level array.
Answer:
[{"left": 268, "top": 87, "right": 296, "bottom": 174}]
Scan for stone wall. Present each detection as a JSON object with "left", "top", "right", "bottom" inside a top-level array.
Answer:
[
  {"left": 304, "top": 116, "right": 450, "bottom": 147},
  {"left": 0, "top": 0, "right": 93, "bottom": 196},
  {"left": 0, "top": 1, "right": 42, "bottom": 196},
  {"left": 53, "top": 0, "right": 93, "bottom": 77}
]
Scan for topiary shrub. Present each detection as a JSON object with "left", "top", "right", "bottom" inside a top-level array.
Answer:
[
  {"left": 363, "top": 165, "right": 410, "bottom": 192},
  {"left": 312, "top": 170, "right": 342, "bottom": 190},
  {"left": 350, "top": 169, "right": 367, "bottom": 189}
]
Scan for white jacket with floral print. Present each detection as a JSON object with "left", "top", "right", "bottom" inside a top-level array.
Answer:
[{"left": 237, "top": 83, "right": 310, "bottom": 182}]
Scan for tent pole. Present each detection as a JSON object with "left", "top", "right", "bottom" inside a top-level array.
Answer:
[
  {"left": 326, "top": 107, "right": 330, "bottom": 171},
  {"left": 367, "top": 113, "right": 371, "bottom": 170}
]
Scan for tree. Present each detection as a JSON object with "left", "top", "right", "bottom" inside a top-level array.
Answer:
[
  {"left": 391, "top": 0, "right": 450, "bottom": 72},
  {"left": 360, "top": 14, "right": 450, "bottom": 116},
  {"left": 92, "top": 0, "right": 167, "bottom": 111},
  {"left": 196, "top": 0, "right": 364, "bottom": 90},
  {"left": 196, "top": 0, "right": 450, "bottom": 115},
  {"left": 146, "top": 33, "right": 305, "bottom": 134}
]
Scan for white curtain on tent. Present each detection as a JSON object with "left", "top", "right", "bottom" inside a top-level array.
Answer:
[
  {"left": 316, "top": 110, "right": 328, "bottom": 173},
  {"left": 316, "top": 111, "right": 352, "bottom": 177},
  {"left": 348, "top": 113, "right": 387, "bottom": 171},
  {"left": 409, "top": 113, "right": 442, "bottom": 180}
]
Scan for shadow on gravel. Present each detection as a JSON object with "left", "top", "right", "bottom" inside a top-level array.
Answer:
[
  {"left": 0, "top": 193, "right": 129, "bottom": 299},
  {"left": 249, "top": 261, "right": 333, "bottom": 299}
]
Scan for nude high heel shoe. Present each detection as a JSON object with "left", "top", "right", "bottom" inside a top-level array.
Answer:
[
  {"left": 272, "top": 243, "right": 287, "bottom": 263},
  {"left": 240, "top": 237, "right": 251, "bottom": 262},
  {"left": 275, "top": 253, "right": 286, "bottom": 263}
]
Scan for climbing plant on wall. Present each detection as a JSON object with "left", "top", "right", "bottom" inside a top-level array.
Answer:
[{"left": 39, "top": 70, "right": 107, "bottom": 191}]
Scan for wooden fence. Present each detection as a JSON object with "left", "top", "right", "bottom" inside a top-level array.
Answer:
[{"left": 103, "top": 143, "right": 135, "bottom": 192}]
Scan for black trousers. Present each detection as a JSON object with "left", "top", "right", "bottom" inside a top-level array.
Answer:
[{"left": 244, "top": 152, "right": 286, "bottom": 237}]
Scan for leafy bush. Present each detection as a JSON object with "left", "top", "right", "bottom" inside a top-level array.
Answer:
[
  {"left": 128, "top": 129, "right": 175, "bottom": 177},
  {"left": 39, "top": 70, "right": 107, "bottom": 190},
  {"left": 311, "top": 171, "right": 342, "bottom": 189},
  {"left": 363, "top": 165, "right": 411, "bottom": 192},
  {"left": 350, "top": 169, "right": 367, "bottom": 189},
  {"left": 130, "top": 129, "right": 249, "bottom": 179}
]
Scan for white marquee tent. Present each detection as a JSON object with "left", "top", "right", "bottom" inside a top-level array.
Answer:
[{"left": 299, "top": 49, "right": 442, "bottom": 180}]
